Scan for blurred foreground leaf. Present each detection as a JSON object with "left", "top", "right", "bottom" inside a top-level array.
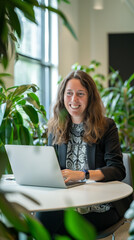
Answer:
[{"left": 64, "top": 209, "right": 96, "bottom": 240}]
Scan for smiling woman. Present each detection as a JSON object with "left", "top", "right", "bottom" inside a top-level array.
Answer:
[
  {"left": 64, "top": 78, "right": 88, "bottom": 124},
  {"left": 36, "top": 70, "right": 132, "bottom": 239},
  {"left": 48, "top": 70, "right": 106, "bottom": 145}
]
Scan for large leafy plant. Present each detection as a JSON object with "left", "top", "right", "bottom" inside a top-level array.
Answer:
[
  {"left": 0, "top": 0, "right": 77, "bottom": 69},
  {"left": 0, "top": 83, "right": 47, "bottom": 173},
  {"left": 0, "top": 83, "right": 47, "bottom": 146},
  {"left": 101, "top": 68, "right": 134, "bottom": 153}
]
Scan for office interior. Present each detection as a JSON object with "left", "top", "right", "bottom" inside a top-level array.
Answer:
[
  {"left": 1, "top": 0, "right": 134, "bottom": 89},
  {"left": 0, "top": 1, "right": 134, "bottom": 239}
]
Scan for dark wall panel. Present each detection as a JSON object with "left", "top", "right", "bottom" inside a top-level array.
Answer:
[{"left": 108, "top": 33, "right": 134, "bottom": 82}]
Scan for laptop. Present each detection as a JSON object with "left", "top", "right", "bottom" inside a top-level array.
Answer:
[{"left": 5, "top": 145, "right": 85, "bottom": 188}]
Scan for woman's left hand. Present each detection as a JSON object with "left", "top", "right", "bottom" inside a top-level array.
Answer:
[{"left": 61, "top": 169, "right": 85, "bottom": 183}]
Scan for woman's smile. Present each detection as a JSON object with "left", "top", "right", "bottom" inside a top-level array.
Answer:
[
  {"left": 64, "top": 78, "right": 88, "bottom": 124},
  {"left": 69, "top": 104, "right": 80, "bottom": 109}
]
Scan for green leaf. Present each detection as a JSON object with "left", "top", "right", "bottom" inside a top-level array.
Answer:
[
  {"left": 8, "top": 6, "right": 21, "bottom": 39},
  {"left": 0, "top": 194, "right": 28, "bottom": 232},
  {"left": 125, "top": 73, "right": 134, "bottom": 88},
  {"left": 4, "top": 100, "right": 13, "bottom": 118},
  {"left": 15, "top": 99, "right": 26, "bottom": 106},
  {"left": 10, "top": 0, "right": 36, "bottom": 24},
  {"left": 0, "top": 73, "right": 12, "bottom": 78},
  {"left": 55, "top": 235, "right": 71, "bottom": 240},
  {"left": 22, "top": 105, "right": 39, "bottom": 124},
  {"left": 27, "top": 92, "right": 41, "bottom": 110},
  {"left": 12, "top": 122, "right": 20, "bottom": 144},
  {"left": 91, "top": 60, "right": 101, "bottom": 67},
  {"left": 22, "top": 0, "right": 39, "bottom": 7},
  {"left": 0, "top": 118, "right": 13, "bottom": 144},
  {"left": 0, "top": 92, "right": 6, "bottom": 101},
  {"left": 12, "top": 84, "right": 39, "bottom": 97},
  {"left": 0, "top": 195, "right": 49, "bottom": 239},
  {"left": 64, "top": 209, "right": 96, "bottom": 240},
  {"left": 27, "top": 92, "right": 40, "bottom": 105},
  {"left": 24, "top": 213, "right": 51, "bottom": 240},
  {"left": 40, "top": 5, "right": 77, "bottom": 40},
  {"left": 110, "top": 93, "right": 120, "bottom": 112},
  {"left": 13, "top": 111, "right": 23, "bottom": 125},
  {"left": 93, "top": 73, "right": 105, "bottom": 81},
  {"left": 57, "top": 0, "right": 70, "bottom": 4},
  {"left": 19, "top": 125, "right": 31, "bottom": 145},
  {"left": 39, "top": 105, "right": 47, "bottom": 120},
  {"left": 1, "top": 55, "right": 8, "bottom": 69},
  {"left": 71, "top": 62, "right": 79, "bottom": 70},
  {"left": 0, "top": 140, "right": 10, "bottom": 177}
]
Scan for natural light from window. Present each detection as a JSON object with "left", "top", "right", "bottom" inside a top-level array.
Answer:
[{"left": 14, "top": 0, "right": 58, "bottom": 119}]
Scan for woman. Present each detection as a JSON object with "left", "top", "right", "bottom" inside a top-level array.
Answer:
[{"left": 36, "top": 70, "right": 131, "bottom": 237}]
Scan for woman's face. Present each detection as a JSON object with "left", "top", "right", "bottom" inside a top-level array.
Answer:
[{"left": 64, "top": 78, "right": 88, "bottom": 124}]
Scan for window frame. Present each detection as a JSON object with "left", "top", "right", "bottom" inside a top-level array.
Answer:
[{"left": 15, "top": 0, "right": 58, "bottom": 119}]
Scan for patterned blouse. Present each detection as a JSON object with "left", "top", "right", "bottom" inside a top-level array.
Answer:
[{"left": 66, "top": 123, "right": 111, "bottom": 214}]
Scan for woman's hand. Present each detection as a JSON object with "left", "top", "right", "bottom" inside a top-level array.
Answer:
[
  {"left": 61, "top": 169, "right": 105, "bottom": 183},
  {"left": 61, "top": 169, "right": 85, "bottom": 183}
]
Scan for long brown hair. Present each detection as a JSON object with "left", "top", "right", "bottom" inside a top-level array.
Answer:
[{"left": 48, "top": 70, "right": 108, "bottom": 144}]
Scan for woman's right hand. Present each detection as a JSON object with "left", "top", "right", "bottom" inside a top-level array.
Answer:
[{"left": 61, "top": 169, "right": 85, "bottom": 183}]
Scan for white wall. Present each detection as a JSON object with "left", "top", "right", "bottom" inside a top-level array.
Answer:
[
  {"left": 88, "top": 0, "right": 134, "bottom": 76},
  {"left": 58, "top": 0, "right": 79, "bottom": 77},
  {"left": 59, "top": 0, "right": 134, "bottom": 79}
]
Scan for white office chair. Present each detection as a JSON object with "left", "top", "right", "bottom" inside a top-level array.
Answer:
[{"left": 97, "top": 153, "right": 133, "bottom": 240}]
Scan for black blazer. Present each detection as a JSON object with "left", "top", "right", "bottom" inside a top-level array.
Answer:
[{"left": 48, "top": 118, "right": 133, "bottom": 217}]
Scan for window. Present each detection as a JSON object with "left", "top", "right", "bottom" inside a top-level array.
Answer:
[{"left": 14, "top": 0, "right": 58, "bottom": 119}]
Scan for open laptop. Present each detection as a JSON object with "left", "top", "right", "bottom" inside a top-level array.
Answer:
[{"left": 5, "top": 145, "right": 85, "bottom": 188}]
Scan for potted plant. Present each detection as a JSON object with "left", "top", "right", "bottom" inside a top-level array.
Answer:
[{"left": 0, "top": 83, "right": 47, "bottom": 144}]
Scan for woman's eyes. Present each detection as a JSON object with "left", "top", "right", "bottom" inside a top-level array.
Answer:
[
  {"left": 66, "top": 92, "right": 85, "bottom": 96},
  {"left": 78, "top": 92, "right": 85, "bottom": 96},
  {"left": 66, "top": 92, "right": 73, "bottom": 96}
]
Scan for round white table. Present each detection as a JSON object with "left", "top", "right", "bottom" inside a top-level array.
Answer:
[{"left": 0, "top": 175, "right": 133, "bottom": 212}]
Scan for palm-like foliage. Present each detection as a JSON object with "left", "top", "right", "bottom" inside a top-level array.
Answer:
[
  {"left": 101, "top": 69, "right": 134, "bottom": 152},
  {"left": 0, "top": 0, "right": 77, "bottom": 69}
]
